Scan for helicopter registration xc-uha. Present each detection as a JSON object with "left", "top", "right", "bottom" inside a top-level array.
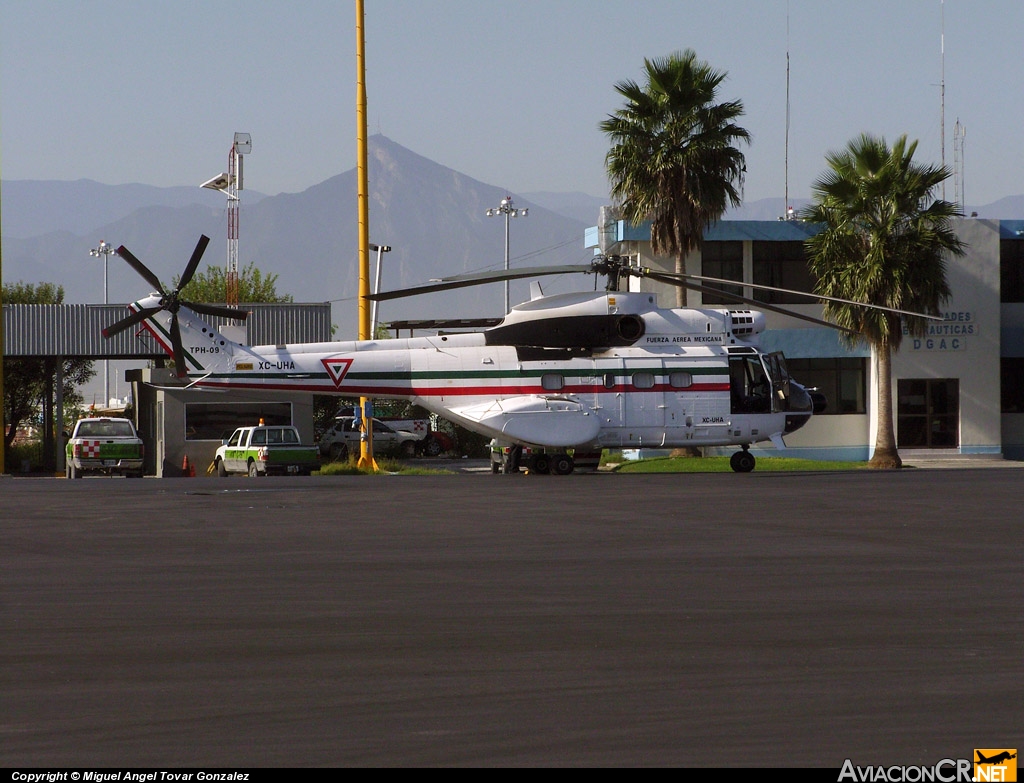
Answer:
[{"left": 104, "top": 235, "right": 929, "bottom": 473}]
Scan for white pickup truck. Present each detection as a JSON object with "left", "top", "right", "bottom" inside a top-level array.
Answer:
[
  {"left": 65, "top": 417, "right": 145, "bottom": 479},
  {"left": 214, "top": 425, "right": 320, "bottom": 477}
]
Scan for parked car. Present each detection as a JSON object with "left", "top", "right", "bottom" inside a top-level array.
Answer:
[{"left": 319, "top": 416, "right": 422, "bottom": 460}]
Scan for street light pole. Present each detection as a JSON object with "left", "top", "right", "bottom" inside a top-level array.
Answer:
[
  {"left": 89, "top": 240, "right": 118, "bottom": 406},
  {"left": 369, "top": 243, "right": 391, "bottom": 337},
  {"left": 486, "top": 195, "right": 528, "bottom": 313}
]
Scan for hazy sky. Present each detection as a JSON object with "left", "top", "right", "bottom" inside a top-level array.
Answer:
[{"left": 2, "top": 0, "right": 1021, "bottom": 206}]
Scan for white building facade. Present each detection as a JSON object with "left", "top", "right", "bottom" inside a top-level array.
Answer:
[{"left": 585, "top": 217, "right": 1024, "bottom": 461}]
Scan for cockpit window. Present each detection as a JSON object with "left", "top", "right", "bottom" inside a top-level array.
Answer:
[{"left": 730, "top": 356, "right": 771, "bottom": 413}]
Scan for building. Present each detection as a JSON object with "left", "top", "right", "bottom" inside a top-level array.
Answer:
[{"left": 584, "top": 217, "right": 1024, "bottom": 461}]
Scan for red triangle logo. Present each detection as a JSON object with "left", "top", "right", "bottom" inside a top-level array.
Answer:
[{"left": 322, "top": 357, "right": 353, "bottom": 387}]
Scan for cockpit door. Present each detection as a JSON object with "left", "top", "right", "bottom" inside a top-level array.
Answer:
[{"left": 762, "top": 352, "right": 792, "bottom": 412}]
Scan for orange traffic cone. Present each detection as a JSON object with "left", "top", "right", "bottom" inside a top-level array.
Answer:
[{"left": 182, "top": 454, "right": 195, "bottom": 477}]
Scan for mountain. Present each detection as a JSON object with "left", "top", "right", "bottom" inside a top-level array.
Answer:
[
  {"left": 5, "top": 139, "right": 1023, "bottom": 334},
  {"left": 2, "top": 136, "right": 590, "bottom": 332},
  {"left": 521, "top": 191, "right": 608, "bottom": 224},
  {"left": 2, "top": 179, "right": 267, "bottom": 239}
]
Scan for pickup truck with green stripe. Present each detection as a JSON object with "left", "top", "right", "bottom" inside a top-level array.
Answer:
[
  {"left": 213, "top": 425, "right": 320, "bottom": 477},
  {"left": 65, "top": 417, "right": 145, "bottom": 479}
]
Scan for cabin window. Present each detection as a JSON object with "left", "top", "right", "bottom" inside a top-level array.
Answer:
[
  {"left": 541, "top": 373, "right": 564, "bottom": 391},
  {"left": 604, "top": 373, "right": 616, "bottom": 389},
  {"left": 632, "top": 371, "right": 656, "bottom": 389},
  {"left": 669, "top": 372, "right": 693, "bottom": 388}
]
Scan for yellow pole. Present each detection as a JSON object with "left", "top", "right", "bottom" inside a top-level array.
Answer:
[
  {"left": 355, "top": 0, "right": 377, "bottom": 470},
  {"left": 0, "top": 145, "right": 6, "bottom": 475}
]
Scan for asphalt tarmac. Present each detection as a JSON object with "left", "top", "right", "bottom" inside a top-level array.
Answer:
[{"left": 2, "top": 468, "right": 1021, "bottom": 767}]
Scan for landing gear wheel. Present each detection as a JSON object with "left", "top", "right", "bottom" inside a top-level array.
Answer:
[
  {"left": 531, "top": 454, "right": 551, "bottom": 475},
  {"left": 552, "top": 454, "right": 574, "bottom": 475},
  {"left": 730, "top": 449, "right": 756, "bottom": 473}
]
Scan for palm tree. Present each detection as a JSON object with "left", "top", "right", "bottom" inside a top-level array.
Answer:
[
  {"left": 601, "top": 50, "right": 750, "bottom": 307},
  {"left": 803, "top": 133, "right": 965, "bottom": 469}
]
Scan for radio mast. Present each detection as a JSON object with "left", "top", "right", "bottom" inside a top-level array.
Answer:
[{"left": 201, "top": 133, "right": 251, "bottom": 307}]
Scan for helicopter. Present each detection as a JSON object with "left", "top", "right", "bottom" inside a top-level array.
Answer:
[{"left": 103, "top": 234, "right": 931, "bottom": 473}]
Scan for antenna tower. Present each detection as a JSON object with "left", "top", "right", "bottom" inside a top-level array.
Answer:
[
  {"left": 953, "top": 119, "right": 965, "bottom": 208},
  {"left": 940, "top": 0, "right": 946, "bottom": 200},
  {"left": 226, "top": 143, "right": 239, "bottom": 306},
  {"left": 226, "top": 133, "right": 251, "bottom": 307},
  {"left": 784, "top": 1, "right": 792, "bottom": 219}
]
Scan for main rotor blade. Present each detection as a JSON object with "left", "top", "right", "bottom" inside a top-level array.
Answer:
[
  {"left": 116, "top": 245, "right": 165, "bottom": 294},
  {"left": 102, "top": 306, "right": 162, "bottom": 338},
  {"left": 657, "top": 271, "right": 943, "bottom": 321},
  {"left": 169, "top": 314, "right": 188, "bottom": 377},
  {"left": 367, "top": 264, "right": 594, "bottom": 301},
  {"left": 185, "top": 300, "right": 250, "bottom": 321},
  {"left": 178, "top": 235, "right": 211, "bottom": 290},
  {"left": 645, "top": 272, "right": 859, "bottom": 334}
]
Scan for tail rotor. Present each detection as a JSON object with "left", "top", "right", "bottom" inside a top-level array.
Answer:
[{"left": 103, "top": 235, "right": 248, "bottom": 376}]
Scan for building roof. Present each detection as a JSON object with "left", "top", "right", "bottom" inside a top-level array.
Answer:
[
  {"left": 584, "top": 219, "right": 822, "bottom": 249},
  {"left": 2, "top": 302, "right": 332, "bottom": 358}
]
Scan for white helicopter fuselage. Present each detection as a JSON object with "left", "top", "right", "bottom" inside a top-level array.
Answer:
[{"left": 132, "top": 289, "right": 815, "bottom": 454}]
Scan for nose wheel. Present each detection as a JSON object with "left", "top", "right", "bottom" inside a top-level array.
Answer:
[{"left": 730, "top": 448, "right": 756, "bottom": 473}]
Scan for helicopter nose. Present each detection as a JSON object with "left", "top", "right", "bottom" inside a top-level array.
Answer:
[{"left": 784, "top": 382, "right": 823, "bottom": 434}]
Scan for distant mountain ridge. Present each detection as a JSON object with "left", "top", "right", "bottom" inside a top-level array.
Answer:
[
  {"left": 4, "top": 136, "right": 1023, "bottom": 332},
  {"left": 2, "top": 179, "right": 268, "bottom": 239},
  {"left": 2, "top": 136, "right": 590, "bottom": 330}
]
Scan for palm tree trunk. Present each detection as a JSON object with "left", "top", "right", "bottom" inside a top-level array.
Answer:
[
  {"left": 675, "top": 253, "right": 686, "bottom": 308},
  {"left": 869, "top": 339, "right": 902, "bottom": 469}
]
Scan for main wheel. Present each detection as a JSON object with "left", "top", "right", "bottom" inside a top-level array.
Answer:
[
  {"left": 552, "top": 454, "right": 575, "bottom": 475},
  {"left": 730, "top": 450, "right": 756, "bottom": 473}
]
